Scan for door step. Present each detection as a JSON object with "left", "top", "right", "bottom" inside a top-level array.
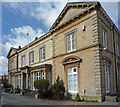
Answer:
[{"left": 105, "top": 96, "right": 118, "bottom": 102}]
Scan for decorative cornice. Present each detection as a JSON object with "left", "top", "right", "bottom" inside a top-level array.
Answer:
[
  {"left": 50, "top": 2, "right": 100, "bottom": 31},
  {"left": 61, "top": 55, "right": 82, "bottom": 65}
]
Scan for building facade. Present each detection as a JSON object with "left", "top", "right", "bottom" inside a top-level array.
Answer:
[{"left": 7, "top": 2, "right": 120, "bottom": 102}]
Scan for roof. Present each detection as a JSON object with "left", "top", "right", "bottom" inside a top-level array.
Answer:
[
  {"left": 50, "top": 1, "right": 100, "bottom": 31},
  {"left": 7, "top": 47, "right": 18, "bottom": 58}
]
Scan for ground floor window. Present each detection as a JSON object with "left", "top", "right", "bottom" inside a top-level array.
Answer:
[
  {"left": 15, "top": 75, "right": 20, "bottom": 88},
  {"left": 105, "top": 65, "right": 110, "bottom": 93},
  {"left": 41, "top": 70, "right": 44, "bottom": 79},
  {"left": 67, "top": 67, "right": 78, "bottom": 93},
  {"left": 11, "top": 76, "right": 13, "bottom": 86},
  {"left": 36, "top": 72, "right": 40, "bottom": 80},
  {"left": 32, "top": 72, "right": 35, "bottom": 90}
]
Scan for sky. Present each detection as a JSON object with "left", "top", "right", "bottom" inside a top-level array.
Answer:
[{"left": 0, "top": 0, "right": 120, "bottom": 75}]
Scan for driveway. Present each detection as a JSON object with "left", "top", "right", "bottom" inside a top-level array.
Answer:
[{"left": 1, "top": 92, "right": 120, "bottom": 107}]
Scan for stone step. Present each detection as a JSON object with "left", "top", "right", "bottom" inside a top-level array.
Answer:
[{"left": 105, "top": 96, "right": 118, "bottom": 102}]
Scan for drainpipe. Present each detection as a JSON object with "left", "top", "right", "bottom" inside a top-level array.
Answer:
[
  {"left": 17, "top": 52, "right": 18, "bottom": 71},
  {"left": 113, "top": 25, "right": 118, "bottom": 93}
]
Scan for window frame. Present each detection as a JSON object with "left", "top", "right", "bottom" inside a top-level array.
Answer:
[
  {"left": 29, "top": 51, "right": 34, "bottom": 65},
  {"left": 103, "top": 28, "right": 107, "bottom": 49},
  {"left": 67, "top": 67, "right": 78, "bottom": 93},
  {"left": 21, "top": 55, "right": 25, "bottom": 67},
  {"left": 41, "top": 70, "right": 44, "bottom": 79},
  {"left": 32, "top": 72, "right": 35, "bottom": 90},
  {"left": 105, "top": 65, "right": 110, "bottom": 93},
  {"left": 66, "top": 32, "right": 76, "bottom": 53},
  {"left": 117, "top": 42, "right": 120, "bottom": 57},
  {"left": 11, "top": 61, "right": 14, "bottom": 70},
  {"left": 36, "top": 71, "right": 40, "bottom": 80},
  {"left": 40, "top": 47, "right": 45, "bottom": 61}
]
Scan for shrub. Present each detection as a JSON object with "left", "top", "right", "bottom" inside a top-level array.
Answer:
[
  {"left": 75, "top": 93, "right": 80, "bottom": 102},
  {"left": 51, "top": 76, "right": 65, "bottom": 99},
  {"left": 3, "top": 82, "right": 13, "bottom": 93},
  {"left": 34, "top": 79, "right": 49, "bottom": 98},
  {"left": 14, "top": 86, "right": 21, "bottom": 93}
]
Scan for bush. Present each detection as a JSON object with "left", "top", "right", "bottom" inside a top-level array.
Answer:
[
  {"left": 3, "top": 82, "right": 13, "bottom": 93},
  {"left": 3, "top": 82, "right": 13, "bottom": 89},
  {"left": 34, "top": 79, "right": 49, "bottom": 98},
  {"left": 14, "top": 86, "right": 21, "bottom": 93},
  {"left": 50, "top": 76, "right": 65, "bottom": 99},
  {"left": 75, "top": 93, "right": 80, "bottom": 102}
]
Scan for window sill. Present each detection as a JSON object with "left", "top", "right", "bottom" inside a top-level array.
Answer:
[
  {"left": 68, "top": 90, "right": 78, "bottom": 94},
  {"left": 67, "top": 49, "right": 76, "bottom": 54},
  {"left": 40, "top": 59, "right": 45, "bottom": 62}
]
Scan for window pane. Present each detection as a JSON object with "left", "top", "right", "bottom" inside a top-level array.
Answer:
[
  {"left": 67, "top": 32, "right": 75, "bottom": 52},
  {"left": 67, "top": 67, "right": 77, "bottom": 92}
]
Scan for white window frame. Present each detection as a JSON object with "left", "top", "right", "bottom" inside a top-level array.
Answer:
[
  {"left": 66, "top": 32, "right": 76, "bottom": 53},
  {"left": 40, "top": 47, "right": 45, "bottom": 61},
  {"left": 36, "top": 71, "right": 40, "bottom": 80},
  {"left": 11, "top": 76, "right": 13, "bottom": 85},
  {"left": 105, "top": 65, "right": 110, "bottom": 93},
  {"left": 41, "top": 70, "right": 44, "bottom": 79},
  {"left": 30, "top": 52, "right": 34, "bottom": 64},
  {"left": 11, "top": 61, "right": 13, "bottom": 70},
  {"left": 67, "top": 67, "right": 78, "bottom": 93},
  {"left": 103, "top": 29, "right": 107, "bottom": 49},
  {"left": 33, "top": 72, "right": 35, "bottom": 90},
  {"left": 117, "top": 42, "right": 120, "bottom": 57},
  {"left": 21, "top": 55, "right": 25, "bottom": 67}
]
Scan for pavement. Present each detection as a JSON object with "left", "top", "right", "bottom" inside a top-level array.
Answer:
[{"left": 1, "top": 92, "right": 120, "bottom": 107}]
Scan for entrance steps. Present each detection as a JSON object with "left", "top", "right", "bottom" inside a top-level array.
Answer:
[{"left": 105, "top": 95, "right": 118, "bottom": 102}]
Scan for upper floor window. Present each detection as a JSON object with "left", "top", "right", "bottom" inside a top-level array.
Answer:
[
  {"left": 21, "top": 55, "right": 25, "bottom": 67},
  {"left": 40, "top": 47, "right": 45, "bottom": 61},
  {"left": 29, "top": 51, "right": 34, "bottom": 64},
  {"left": 117, "top": 42, "right": 120, "bottom": 57},
  {"left": 66, "top": 32, "right": 76, "bottom": 53},
  {"left": 103, "top": 29, "right": 107, "bottom": 49},
  {"left": 11, "top": 61, "right": 13, "bottom": 70}
]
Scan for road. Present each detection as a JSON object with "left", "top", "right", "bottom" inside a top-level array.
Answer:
[{"left": 1, "top": 92, "right": 120, "bottom": 107}]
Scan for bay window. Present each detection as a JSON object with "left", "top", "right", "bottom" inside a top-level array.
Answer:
[{"left": 36, "top": 72, "right": 40, "bottom": 80}]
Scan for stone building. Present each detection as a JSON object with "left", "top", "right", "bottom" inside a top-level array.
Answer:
[{"left": 7, "top": 2, "right": 120, "bottom": 102}]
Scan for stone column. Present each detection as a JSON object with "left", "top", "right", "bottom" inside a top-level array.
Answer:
[
  {"left": 21, "top": 74, "right": 23, "bottom": 90},
  {"left": 26, "top": 73, "right": 28, "bottom": 89}
]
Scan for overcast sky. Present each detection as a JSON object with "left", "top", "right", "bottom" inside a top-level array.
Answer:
[{"left": 0, "top": 0, "right": 119, "bottom": 75}]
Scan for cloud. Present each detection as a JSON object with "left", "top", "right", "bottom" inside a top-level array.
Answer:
[
  {"left": 1, "top": 25, "right": 44, "bottom": 75},
  {"left": 30, "top": 2, "right": 66, "bottom": 27},
  {"left": 0, "top": 56, "right": 8, "bottom": 75},
  {"left": 1, "top": 26, "right": 44, "bottom": 56},
  {"left": 3, "top": 1, "right": 119, "bottom": 28}
]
